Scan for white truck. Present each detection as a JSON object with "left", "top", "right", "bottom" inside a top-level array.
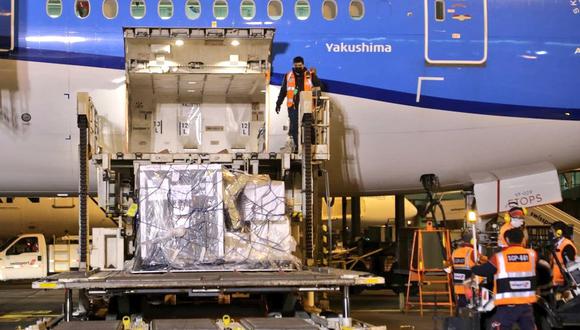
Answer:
[
  {"left": 0, "top": 228, "right": 122, "bottom": 280},
  {"left": 0, "top": 233, "right": 74, "bottom": 280}
]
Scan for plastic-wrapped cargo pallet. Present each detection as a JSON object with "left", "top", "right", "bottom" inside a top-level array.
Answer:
[
  {"left": 135, "top": 164, "right": 225, "bottom": 271},
  {"left": 224, "top": 172, "right": 296, "bottom": 266},
  {"left": 133, "top": 163, "right": 299, "bottom": 272}
]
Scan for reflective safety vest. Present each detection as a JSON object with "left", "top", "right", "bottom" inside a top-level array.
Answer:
[
  {"left": 552, "top": 237, "right": 577, "bottom": 286},
  {"left": 286, "top": 70, "right": 313, "bottom": 108},
  {"left": 452, "top": 246, "right": 475, "bottom": 295},
  {"left": 494, "top": 246, "right": 537, "bottom": 306}
]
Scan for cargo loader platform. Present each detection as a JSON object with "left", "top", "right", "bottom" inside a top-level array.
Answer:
[
  {"left": 33, "top": 267, "right": 383, "bottom": 293},
  {"left": 33, "top": 268, "right": 384, "bottom": 326}
]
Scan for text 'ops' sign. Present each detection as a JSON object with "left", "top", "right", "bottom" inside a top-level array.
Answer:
[
  {"left": 473, "top": 162, "right": 562, "bottom": 215},
  {"left": 498, "top": 169, "right": 562, "bottom": 210}
]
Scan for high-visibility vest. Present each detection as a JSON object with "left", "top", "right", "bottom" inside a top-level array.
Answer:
[
  {"left": 493, "top": 246, "right": 537, "bottom": 306},
  {"left": 552, "top": 237, "right": 577, "bottom": 286},
  {"left": 286, "top": 70, "right": 313, "bottom": 108},
  {"left": 452, "top": 246, "right": 475, "bottom": 295}
]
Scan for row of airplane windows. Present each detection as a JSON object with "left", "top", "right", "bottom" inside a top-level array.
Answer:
[{"left": 46, "top": 0, "right": 366, "bottom": 21}]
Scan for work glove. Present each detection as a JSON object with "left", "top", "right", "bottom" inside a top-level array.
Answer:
[{"left": 275, "top": 105, "right": 281, "bottom": 114}]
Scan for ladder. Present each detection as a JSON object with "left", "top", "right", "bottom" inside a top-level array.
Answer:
[
  {"left": 405, "top": 222, "right": 454, "bottom": 316},
  {"left": 52, "top": 238, "right": 72, "bottom": 273}
]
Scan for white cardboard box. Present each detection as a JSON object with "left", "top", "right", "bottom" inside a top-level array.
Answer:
[{"left": 242, "top": 180, "right": 285, "bottom": 222}]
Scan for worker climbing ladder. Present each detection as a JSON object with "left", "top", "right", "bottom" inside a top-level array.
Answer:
[{"left": 405, "top": 222, "right": 454, "bottom": 316}]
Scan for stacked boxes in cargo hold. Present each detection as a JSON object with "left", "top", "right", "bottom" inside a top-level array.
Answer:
[
  {"left": 133, "top": 103, "right": 265, "bottom": 154},
  {"left": 135, "top": 164, "right": 298, "bottom": 272}
]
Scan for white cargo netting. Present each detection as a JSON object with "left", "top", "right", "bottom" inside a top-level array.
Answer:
[{"left": 133, "top": 163, "right": 298, "bottom": 272}]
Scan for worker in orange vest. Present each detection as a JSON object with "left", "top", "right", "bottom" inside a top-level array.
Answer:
[
  {"left": 472, "top": 228, "right": 538, "bottom": 330},
  {"left": 498, "top": 207, "right": 526, "bottom": 248},
  {"left": 275, "top": 56, "right": 321, "bottom": 152},
  {"left": 551, "top": 221, "right": 577, "bottom": 287},
  {"left": 451, "top": 232, "right": 476, "bottom": 310}
]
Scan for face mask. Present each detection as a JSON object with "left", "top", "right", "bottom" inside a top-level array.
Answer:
[
  {"left": 293, "top": 67, "right": 303, "bottom": 74},
  {"left": 511, "top": 217, "right": 524, "bottom": 228}
]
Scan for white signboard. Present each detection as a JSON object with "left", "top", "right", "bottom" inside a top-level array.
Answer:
[{"left": 472, "top": 162, "right": 562, "bottom": 215}]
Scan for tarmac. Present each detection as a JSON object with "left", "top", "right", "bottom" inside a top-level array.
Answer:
[{"left": 0, "top": 282, "right": 442, "bottom": 329}]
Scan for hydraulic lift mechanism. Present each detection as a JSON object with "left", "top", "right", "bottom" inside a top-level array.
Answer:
[{"left": 33, "top": 27, "right": 383, "bottom": 330}]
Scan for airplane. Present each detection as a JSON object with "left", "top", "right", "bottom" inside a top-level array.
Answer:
[
  {"left": 0, "top": 197, "right": 113, "bottom": 242},
  {"left": 0, "top": 195, "right": 419, "bottom": 242},
  {"left": 0, "top": 0, "right": 579, "bottom": 198}
]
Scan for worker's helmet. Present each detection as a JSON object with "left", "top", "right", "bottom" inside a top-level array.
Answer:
[
  {"left": 508, "top": 207, "right": 525, "bottom": 219},
  {"left": 507, "top": 207, "right": 525, "bottom": 228}
]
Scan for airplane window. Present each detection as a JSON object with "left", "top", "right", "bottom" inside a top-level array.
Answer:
[
  {"left": 6, "top": 237, "right": 39, "bottom": 256},
  {"left": 131, "top": 0, "right": 146, "bottom": 19},
  {"left": 435, "top": 0, "right": 445, "bottom": 21},
  {"left": 102, "top": 0, "right": 118, "bottom": 19},
  {"left": 46, "top": 0, "right": 63, "bottom": 18},
  {"left": 349, "top": 0, "right": 364, "bottom": 20},
  {"left": 185, "top": 0, "right": 201, "bottom": 20},
  {"left": 322, "top": 0, "right": 337, "bottom": 21},
  {"left": 240, "top": 0, "right": 256, "bottom": 20},
  {"left": 75, "top": 0, "right": 91, "bottom": 19},
  {"left": 158, "top": 0, "right": 173, "bottom": 20},
  {"left": 267, "top": 0, "right": 283, "bottom": 20},
  {"left": 213, "top": 0, "right": 228, "bottom": 20},
  {"left": 295, "top": 0, "right": 310, "bottom": 21}
]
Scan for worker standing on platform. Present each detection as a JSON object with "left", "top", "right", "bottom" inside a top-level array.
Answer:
[
  {"left": 472, "top": 228, "right": 538, "bottom": 330},
  {"left": 551, "top": 221, "right": 577, "bottom": 287},
  {"left": 275, "top": 56, "right": 321, "bottom": 152},
  {"left": 451, "top": 232, "right": 476, "bottom": 310},
  {"left": 498, "top": 206, "right": 527, "bottom": 248}
]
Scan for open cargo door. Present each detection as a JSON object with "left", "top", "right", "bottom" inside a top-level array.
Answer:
[{"left": 124, "top": 28, "right": 274, "bottom": 154}]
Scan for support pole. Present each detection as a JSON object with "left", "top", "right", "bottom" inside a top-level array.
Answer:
[
  {"left": 351, "top": 197, "right": 361, "bottom": 245},
  {"left": 342, "top": 197, "right": 348, "bottom": 245},
  {"left": 342, "top": 286, "right": 351, "bottom": 319},
  {"left": 64, "top": 289, "right": 73, "bottom": 322},
  {"left": 395, "top": 194, "right": 405, "bottom": 260},
  {"left": 322, "top": 169, "right": 332, "bottom": 266}
]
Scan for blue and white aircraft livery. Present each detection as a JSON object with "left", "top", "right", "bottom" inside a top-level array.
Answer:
[{"left": 0, "top": 0, "right": 579, "bottom": 196}]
